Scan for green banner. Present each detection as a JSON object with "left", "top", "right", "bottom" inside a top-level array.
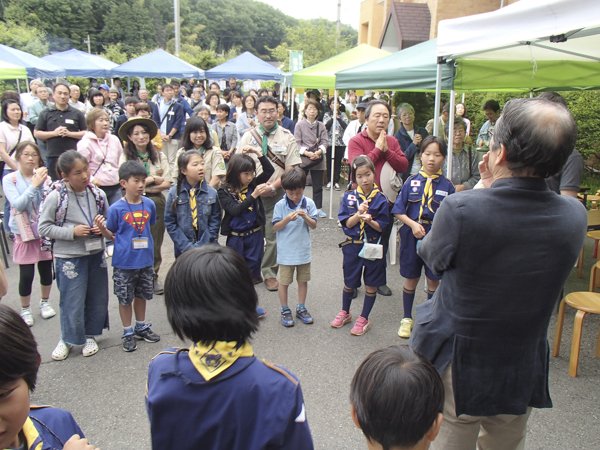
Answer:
[{"left": 289, "top": 51, "right": 303, "bottom": 73}]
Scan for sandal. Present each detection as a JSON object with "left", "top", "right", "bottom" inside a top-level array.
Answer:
[
  {"left": 82, "top": 337, "right": 99, "bottom": 357},
  {"left": 52, "top": 340, "right": 71, "bottom": 361}
]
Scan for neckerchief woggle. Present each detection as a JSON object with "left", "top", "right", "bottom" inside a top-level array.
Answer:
[
  {"left": 189, "top": 341, "right": 254, "bottom": 381},
  {"left": 356, "top": 184, "right": 380, "bottom": 240},
  {"left": 258, "top": 123, "right": 279, "bottom": 156},
  {"left": 418, "top": 169, "right": 441, "bottom": 222},
  {"left": 231, "top": 185, "right": 253, "bottom": 211}
]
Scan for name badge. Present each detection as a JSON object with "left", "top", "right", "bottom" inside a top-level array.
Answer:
[
  {"left": 85, "top": 238, "right": 103, "bottom": 252},
  {"left": 132, "top": 237, "right": 149, "bottom": 249},
  {"left": 168, "top": 110, "right": 175, "bottom": 116},
  {"left": 101, "top": 163, "right": 113, "bottom": 171},
  {"left": 435, "top": 190, "right": 448, "bottom": 197},
  {"left": 272, "top": 144, "right": 286, "bottom": 154},
  {"left": 411, "top": 180, "right": 421, "bottom": 187},
  {"left": 65, "top": 119, "right": 75, "bottom": 125}
]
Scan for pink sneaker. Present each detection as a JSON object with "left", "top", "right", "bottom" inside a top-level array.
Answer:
[
  {"left": 351, "top": 316, "right": 370, "bottom": 336},
  {"left": 331, "top": 310, "right": 352, "bottom": 328}
]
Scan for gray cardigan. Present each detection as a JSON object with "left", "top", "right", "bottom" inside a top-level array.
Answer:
[
  {"left": 410, "top": 177, "right": 587, "bottom": 417},
  {"left": 211, "top": 121, "right": 238, "bottom": 151}
]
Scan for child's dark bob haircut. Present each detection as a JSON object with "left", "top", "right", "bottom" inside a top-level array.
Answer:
[
  {"left": 420, "top": 135, "right": 448, "bottom": 158},
  {"left": 350, "top": 155, "right": 376, "bottom": 185},
  {"left": 350, "top": 345, "right": 444, "bottom": 450},
  {"left": 0, "top": 304, "right": 40, "bottom": 391},
  {"left": 224, "top": 154, "right": 256, "bottom": 193},
  {"left": 57, "top": 150, "right": 88, "bottom": 179},
  {"left": 164, "top": 245, "right": 259, "bottom": 345},
  {"left": 281, "top": 167, "right": 306, "bottom": 191},
  {"left": 216, "top": 103, "right": 230, "bottom": 115},
  {"left": 119, "top": 160, "right": 148, "bottom": 182}
]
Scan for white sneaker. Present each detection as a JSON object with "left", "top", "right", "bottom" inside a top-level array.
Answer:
[
  {"left": 21, "top": 309, "right": 34, "bottom": 327},
  {"left": 82, "top": 337, "right": 99, "bottom": 357},
  {"left": 39, "top": 301, "right": 56, "bottom": 319},
  {"left": 52, "top": 340, "right": 71, "bottom": 361},
  {"left": 326, "top": 182, "right": 331, "bottom": 189}
]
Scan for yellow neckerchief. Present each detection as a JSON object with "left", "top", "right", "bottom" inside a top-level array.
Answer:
[
  {"left": 7, "top": 417, "right": 43, "bottom": 450},
  {"left": 232, "top": 185, "right": 253, "bottom": 211},
  {"left": 189, "top": 188, "right": 198, "bottom": 229},
  {"left": 189, "top": 341, "right": 254, "bottom": 381},
  {"left": 418, "top": 169, "right": 441, "bottom": 222},
  {"left": 356, "top": 184, "right": 380, "bottom": 240}
]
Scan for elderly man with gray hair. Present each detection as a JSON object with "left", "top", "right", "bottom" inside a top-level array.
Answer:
[
  {"left": 410, "top": 97, "right": 587, "bottom": 450},
  {"left": 442, "top": 117, "right": 480, "bottom": 191}
]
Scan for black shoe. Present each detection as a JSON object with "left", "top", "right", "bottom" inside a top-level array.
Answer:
[
  {"left": 377, "top": 285, "right": 392, "bottom": 296},
  {"left": 296, "top": 307, "right": 314, "bottom": 324},
  {"left": 352, "top": 288, "right": 358, "bottom": 299},
  {"left": 281, "top": 309, "right": 295, "bottom": 327},
  {"left": 122, "top": 333, "right": 137, "bottom": 352},
  {"left": 134, "top": 323, "right": 160, "bottom": 342}
]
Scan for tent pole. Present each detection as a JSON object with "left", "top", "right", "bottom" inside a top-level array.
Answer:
[
  {"left": 433, "top": 61, "right": 443, "bottom": 137},
  {"left": 446, "top": 90, "right": 456, "bottom": 182},
  {"left": 16, "top": 79, "right": 20, "bottom": 93},
  {"left": 329, "top": 91, "right": 338, "bottom": 219},
  {"left": 530, "top": 90, "right": 533, "bottom": 98},
  {"left": 291, "top": 88, "right": 295, "bottom": 122},
  {"left": 461, "top": 93, "right": 465, "bottom": 103}
]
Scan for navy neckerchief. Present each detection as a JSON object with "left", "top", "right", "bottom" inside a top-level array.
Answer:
[{"left": 286, "top": 195, "right": 307, "bottom": 210}]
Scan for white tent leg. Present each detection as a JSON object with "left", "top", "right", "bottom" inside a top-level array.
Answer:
[
  {"left": 291, "top": 88, "right": 295, "bottom": 122},
  {"left": 16, "top": 79, "right": 20, "bottom": 93},
  {"left": 433, "top": 62, "right": 443, "bottom": 136},
  {"left": 329, "top": 91, "right": 338, "bottom": 219},
  {"left": 446, "top": 90, "right": 456, "bottom": 179}
]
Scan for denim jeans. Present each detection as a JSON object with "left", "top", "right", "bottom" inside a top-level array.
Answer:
[
  {"left": 55, "top": 251, "right": 109, "bottom": 346},
  {"left": 3, "top": 168, "right": 13, "bottom": 231}
]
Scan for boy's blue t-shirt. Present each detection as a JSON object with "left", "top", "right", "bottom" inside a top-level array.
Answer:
[
  {"left": 272, "top": 195, "right": 317, "bottom": 265},
  {"left": 106, "top": 197, "right": 157, "bottom": 269}
]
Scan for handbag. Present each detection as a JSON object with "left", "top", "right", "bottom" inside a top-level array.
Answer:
[
  {"left": 358, "top": 236, "right": 383, "bottom": 261},
  {"left": 300, "top": 122, "right": 323, "bottom": 171}
]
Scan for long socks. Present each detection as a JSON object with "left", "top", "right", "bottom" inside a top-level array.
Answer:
[
  {"left": 342, "top": 287, "right": 354, "bottom": 312},
  {"left": 360, "top": 291, "right": 377, "bottom": 319},
  {"left": 403, "top": 287, "right": 416, "bottom": 319},
  {"left": 426, "top": 288, "right": 435, "bottom": 300}
]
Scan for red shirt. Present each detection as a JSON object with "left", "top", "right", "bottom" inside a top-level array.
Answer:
[{"left": 348, "top": 129, "right": 408, "bottom": 188}]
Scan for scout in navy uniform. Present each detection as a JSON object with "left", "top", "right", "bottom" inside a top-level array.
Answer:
[
  {"left": 146, "top": 246, "right": 314, "bottom": 450},
  {"left": 218, "top": 148, "right": 274, "bottom": 317},
  {"left": 392, "top": 136, "right": 454, "bottom": 339},
  {"left": 332, "top": 155, "right": 390, "bottom": 336},
  {"left": 0, "top": 303, "right": 99, "bottom": 450}
]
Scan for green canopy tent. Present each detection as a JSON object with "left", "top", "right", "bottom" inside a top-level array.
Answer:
[
  {"left": 292, "top": 44, "right": 391, "bottom": 89},
  {"left": 292, "top": 44, "right": 391, "bottom": 218},
  {"left": 335, "top": 39, "right": 454, "bottom": 92},
  {"left": 0, "top": 61, "right": 27, "bottom": 80}
]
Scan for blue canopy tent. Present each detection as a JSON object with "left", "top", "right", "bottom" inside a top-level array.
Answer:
[
  {"left": 41, "top": 49, "right": 117, "bottom": 78},
  {"left": 111, "top": 49, "right": 204, "bottom": 78},
  {"left": 205, "top": 52, "right": 282, "bottom": 81},
  {"left": 0, "top": 43, "right": 65, "bottom": 79}
]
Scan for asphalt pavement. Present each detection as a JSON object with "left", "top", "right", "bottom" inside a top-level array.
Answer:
[{"left": 1, "top": 187, "right": 598, "bottom": 449}]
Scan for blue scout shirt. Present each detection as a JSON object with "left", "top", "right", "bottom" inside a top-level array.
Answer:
[
  {"left": 105, "top": 197, "right": 157, "bottom": 269},
  {"left": 146, "top": 348, "right": 314, "bottom": 450},
  {"left": 339, "top": 188, "right": 389, "bottom": 242},
  {"left": 229, "top": 187, "right": 258, "bottom": 232},
  {"left": 272, "top": 194, "right": 318, "bottom": 265},
  {"left": 392, "top": 172, "right": 454, "bottom": 222},
  {"left": 21, "top": 405, "right": 84, "bottom": 450}
]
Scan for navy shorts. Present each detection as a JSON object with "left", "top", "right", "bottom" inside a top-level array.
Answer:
[
  {"left": 113, "top": 265, "right": 154, "bottom": 306},
  {"left": 342, "top": 242, "right": 386, "bottom": 289},
  {"left": 399, "top": 225, "right": 441, "bottom": 281},
  {"left": 226, "top": 230, "right": 263, "bottom": 279}
]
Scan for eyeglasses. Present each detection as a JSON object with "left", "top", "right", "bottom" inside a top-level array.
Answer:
[
  {"left": 258, "top": 109, "right": 276, "bottom": 116},
  {"left": 453, "top": 129, "right": 466, "bottom": 135},
  {"left": 21, "top": 153, "right": 37, "bottom": 159}
]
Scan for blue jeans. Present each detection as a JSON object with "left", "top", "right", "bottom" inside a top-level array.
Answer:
[
  {"left": 55, "top": 252, "right": 109, "bottom": 346},
  {"left": 3, "top": 168, "right": 13, "bottom": 232}
]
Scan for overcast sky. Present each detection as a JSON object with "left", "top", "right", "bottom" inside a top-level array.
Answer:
[{"left": 257, "top": 0, "right": 362, "bottom": 29}]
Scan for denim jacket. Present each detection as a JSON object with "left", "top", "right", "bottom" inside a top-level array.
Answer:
[{"left": 165, "top": 180, "right": 221, "bottom": 257}]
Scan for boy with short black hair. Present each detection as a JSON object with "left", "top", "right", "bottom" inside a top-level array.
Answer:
[
  {"left": 0, "top": 303, "right": 99, "bottom": 449},
  {"left": 114, "top": 96, "right": 139, "bottom": 137},
  {"left": 272, "top": 167, "right": 318, "bottom": 327},
  {"left": 95, "top": 160, "right": 160, "bottom": 352},
  {"left": 350, "top": 345, "right": 444, "bottom": 450}
]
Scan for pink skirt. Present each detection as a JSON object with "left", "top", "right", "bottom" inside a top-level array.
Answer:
[{"left": 13, "top": 234, "right": 53, "bottom": 265}]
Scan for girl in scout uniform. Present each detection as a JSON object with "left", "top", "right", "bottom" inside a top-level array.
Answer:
[
  {"left": 119, "top": 117, "right": 173, "bottom": 294},
  {"left": 392, "top": 136, "right": 454, "bottom": 339},
  {"left": 332, "top": 155, "right": 389, "bottom": 336},
  {"left": 172, "top": 116, "right": 226, "bottom": 188}
]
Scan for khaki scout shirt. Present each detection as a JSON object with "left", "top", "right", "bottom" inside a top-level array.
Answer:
[
  {"left": 119, "top": 151, "right": 173, "bottom": 184},
  {"left": 238, "top": 126, "right": 301, "bottom": 183},
  {"left": 172, "top": 146, "right": 226, "bottom": 180}
]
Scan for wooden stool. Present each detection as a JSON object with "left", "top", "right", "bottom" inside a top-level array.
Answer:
[
  {"left": 577, "top": 230, "right": 600, "bottom": 278},
  {"left": 552, "top": 292, "right": 600, "bottom": 377}
]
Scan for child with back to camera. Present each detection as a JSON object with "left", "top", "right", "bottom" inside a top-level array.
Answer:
[
  {"left": 146, "top": 245, "right": 314, "bottom": 450},
  {"left": 350, "top": 345, "right": 444, "bottom": 450},
  {"left": 332, "top": 155, "right": 389, "bottom": 336},
  {"left": 0, "top": 303, "right": 99, "bottom": 450},
  {"left": 392, "top": 136, "right": 454, "bottom": 339},
  {"left": 272, "top": 167, "right": 318, "bottom": 327}
]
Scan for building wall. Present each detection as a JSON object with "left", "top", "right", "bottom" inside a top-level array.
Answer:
[{"left": 358, "top": 0, "right": 386, "bottom": 46}]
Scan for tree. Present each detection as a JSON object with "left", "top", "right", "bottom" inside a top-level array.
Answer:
[
  {"left": 0, "top": 21, "right": 48, "bottom": 56},
  {"left": 269, "top": 19, "right": 357, "bottom": 71},
  {"left": 100, "top": 44, "right": 131, "bottom": 65}
]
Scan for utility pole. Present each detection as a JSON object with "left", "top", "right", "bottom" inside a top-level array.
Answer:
[
  {"left": 84, "top": 35, "right": 91, "bottom": 53},
  {"left": 174, "top": 0, "right": 180, "bottom": 56},
  {"left": 335, "top": 0, "right": 341, "bottom": 48}
]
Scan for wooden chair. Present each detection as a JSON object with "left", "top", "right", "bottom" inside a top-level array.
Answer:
[
  {"left": 576, "top": 209, "right": 600, "bottom": 278},
  {"left": 553, "top": 289, "right": 600, "bottom": 377}
]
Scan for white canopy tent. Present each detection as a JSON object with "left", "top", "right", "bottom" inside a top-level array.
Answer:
[{"left": 433, "top": 0, "right": 600, "bottom": 180}]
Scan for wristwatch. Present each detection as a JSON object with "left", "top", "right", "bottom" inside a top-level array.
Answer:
[{"left": 270, "top": 185, "right": 276, "bottom": 193}]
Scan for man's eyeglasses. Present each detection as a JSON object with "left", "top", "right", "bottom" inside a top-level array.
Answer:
[{"left": 258, "top": 109, "right": 276, "bottom": 116}]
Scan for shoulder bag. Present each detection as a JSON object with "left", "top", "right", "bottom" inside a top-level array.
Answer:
[{"left": 299, "top": 122, "right": 323, "bottom": 171}]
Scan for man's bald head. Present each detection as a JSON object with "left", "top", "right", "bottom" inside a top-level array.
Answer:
[{"left": 491, "top": 98, "right": 577, "bottom": 178}]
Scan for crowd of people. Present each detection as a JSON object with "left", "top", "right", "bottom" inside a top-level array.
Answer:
[{"left": 0, "top": 77, "right": 588, "bottom": 450}]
